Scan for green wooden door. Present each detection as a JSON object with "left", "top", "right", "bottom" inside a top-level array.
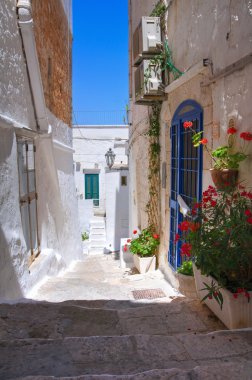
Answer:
[{"left": 85, "top": 174, "right": 99, "bottom": 203}]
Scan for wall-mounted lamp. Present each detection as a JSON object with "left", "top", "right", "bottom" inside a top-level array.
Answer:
[{"left": 105, "top": 148, "right": 116, "bottom": 169}]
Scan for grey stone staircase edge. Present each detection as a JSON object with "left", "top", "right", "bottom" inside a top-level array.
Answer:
[{"left": 11, "top": 361, "right": 252, "bottom": 380}]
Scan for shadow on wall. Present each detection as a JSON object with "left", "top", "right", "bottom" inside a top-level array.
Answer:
[
  {"left": 0, "top": 128, "right": 24, "bottom": 299},
  {"left": 0, "top": 226, "right": 23, "bottom": 299},
  {"left": 36, "top": 137, "right": 82, "bottom": 264}
]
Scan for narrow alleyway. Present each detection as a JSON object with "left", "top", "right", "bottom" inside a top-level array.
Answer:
[{"left": 0, "top": 254, "right": 252, "bottom": 379}]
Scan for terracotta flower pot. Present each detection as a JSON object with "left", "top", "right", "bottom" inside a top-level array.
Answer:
[{"left": 210, "top": 168, "right": 239, "bottom": 191}]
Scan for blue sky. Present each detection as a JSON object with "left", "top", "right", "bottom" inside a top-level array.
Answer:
[{"left": 72, "top": 0, "right": 128, "bottom": 125}]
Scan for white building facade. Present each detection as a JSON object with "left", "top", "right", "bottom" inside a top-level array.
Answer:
[{"left": 73, "top": 125, "right": 129, "bottom": 252}]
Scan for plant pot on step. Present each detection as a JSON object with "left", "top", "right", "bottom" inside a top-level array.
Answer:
[
  {"left": 193, "top": 264, "right": 252, "bottom": 329},
  {"left": 133, "top": 254, "right": 156, "bottom": 274},
  {"left": 176, "top": 272, "right": 197, "bottom": 299},
  {"left": 210, "top": 168, "right": 239, "bottom": 191}
]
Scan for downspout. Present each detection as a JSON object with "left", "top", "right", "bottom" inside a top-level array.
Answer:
[{"left": 17, "top": 0, "right": 48, "bottom": 131}]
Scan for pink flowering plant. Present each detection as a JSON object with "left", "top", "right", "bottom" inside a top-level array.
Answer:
[
  {"left": 176, "top": 185, "right": 252, "bottom": 308},
  {"left": 183, "top": 121, "right": 252, "bottom": 170},
  {"left": 127, "top": 226, "right": 160, "bottom": 258}
]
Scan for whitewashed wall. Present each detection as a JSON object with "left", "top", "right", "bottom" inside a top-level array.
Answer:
[
  {"left": 0, "top": 1, "right": 81, "bottom": 299},
  {"left": 73, "top": 125, "right": 129, "bottom": 234},
  {"left": 0, "top": 0, "right": 36, "bottom": 129},
  {"left": 105, "top": 169, "right": 129, "bottom": 252}
]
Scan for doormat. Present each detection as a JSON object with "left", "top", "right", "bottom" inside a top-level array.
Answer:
[{"left": 132, "top": 288, "right": 166, "bottom": 300}]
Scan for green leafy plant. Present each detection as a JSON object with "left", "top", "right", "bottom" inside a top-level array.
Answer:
[
  {"left": 177, "top": 260, "right": 193, "bottom": 276},
  {"left": 81, "top": 231, "right": 89, "bottom": 241},
  {"left": 175, "top": 185, "right": 252, "bottom": 307},
  {"left": 144, "top": 40, "right": 183, "bottom": 87},
  {"left": 201, "top": 281, "right": 224, "bottom": 309},
  {"left": 150, "top": 1, "right": 167, "bottom": 17},
  {"left": 183, "top": 121, "right": 252, "bottom": 170},
  {"left": 128, "top": 227, "right": 160, "bottom": 258},
  {"left": 145, "top": 104, "right": 161, "bottom": 224}
]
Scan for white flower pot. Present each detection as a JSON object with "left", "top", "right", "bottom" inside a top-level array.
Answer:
[
  {"left": 176, "top": 272, "right": 197, "bottom": 299},
  {"left": 133, "top": 255, "right": 156, "bottom": 274},
  {"left": 193, "top": 265, "right": 252, "bottom": 329}
]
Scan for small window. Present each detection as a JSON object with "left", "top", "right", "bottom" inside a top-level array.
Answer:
[{"left": 121, "top": 176, "right": 127, "bottom": 186}]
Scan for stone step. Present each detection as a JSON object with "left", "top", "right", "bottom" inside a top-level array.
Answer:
[
  {"left": 90, "top": 219, "right": 105, "bottom": 225},
  {"left": 89, "top": 234, "right": 106, "bottom": 241},
  {"left": 89, "top": 241, "right": 106, "bottom": 248},
  {"left": 0, "top": 300, "right": 226, "bottom": 341},
  {"left": 90, "top": 217, "right": 105, "bottom": 223},
  {"left": 0, "top": 331, "right": 251, "bottom": 379},
  {"left": 88, "top": 247, "right": 105, "bottom": 255},
  {"left": 89, "top": 238, "right": 106, "bottom": 245},
  {"left": 89, "top": 228, "right": 106, "bottom": 235},
  {"left": 14, "top": 362, "right": 252, "bottom": 379}
]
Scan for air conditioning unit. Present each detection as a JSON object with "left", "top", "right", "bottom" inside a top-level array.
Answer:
[
  {"left": 133, "top": 17, "right": 161, "bottom": 66},
  {"left": 134, "top": 60, "right": 165, "bottom": 104}
]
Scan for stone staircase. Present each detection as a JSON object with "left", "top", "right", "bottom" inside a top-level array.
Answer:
[
  {"left": 88, "top": 217, "right": 107, "bottom": 255},
  {"left": 0, "top": 300, "right": 251, "bottom": 379},
  {"left": 0, "top": 255, "right": 251, "bottom": 379}
]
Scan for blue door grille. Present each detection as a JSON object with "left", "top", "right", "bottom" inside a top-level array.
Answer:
[{"left": 168, "top": 100, "right": 203, "bottom": 270}]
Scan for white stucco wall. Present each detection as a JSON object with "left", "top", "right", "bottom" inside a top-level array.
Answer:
[
  {"left": 0, "top": 0, "right": 36, "bottom": 129},
  {"left": 73, "top": 125, "right": 129, "bottom": 233},
  {"left": 0, "top": 1, "right": 82, "bottom": 299},
  {"left": 105, "top": 169, "right": 129, "bottom": 252}
]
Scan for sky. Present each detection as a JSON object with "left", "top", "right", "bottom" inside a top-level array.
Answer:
[{"left": 72, "top": 0, "right": 129, "bottom": 125}]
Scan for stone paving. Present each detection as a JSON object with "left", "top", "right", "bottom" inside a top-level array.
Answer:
[{"left": 0, "top": 254, "right": 252, "bottom": 379}]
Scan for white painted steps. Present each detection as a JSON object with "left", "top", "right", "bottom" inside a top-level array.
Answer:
[{"left": 89, "top": 216, "right": 106, "bottom": 255}]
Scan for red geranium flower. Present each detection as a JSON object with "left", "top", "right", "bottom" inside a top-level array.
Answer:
[
  {"left": 183, "top": 121, "right": 193, "bottom": 129},
  {"left": 127, "top": 239, "right": 131, "bottom": 243},
  {"left": 189, "top": 222, "right": 200, "bottom": 232},
  {"left": 153, "top": 234, "right": 159, "bottom": 239},
  {"left": 133, "top": 230, "right": 137, "bottom": 234},
  {"left": 178, "top": 221, "right": 190, "bottom": 231},
  {"left": 199, "top": 138, "right": 208, "bottom": 145},
  {"left": 227, "top": 127, "right": 237, "bottom": 134},
  {"left": 210, "top": 200, "right": 217, "bottom": 207},
  {"left": 180, "top": 242, "right": 192, "bottom": 257},
  {"left": 193, "top": 202, "right": 202, "bottom": 209},
  {"left": 245, "top": 210, "right": 252, "bottom": 217},
  {"left": 240, "top": 132, "right": 252, "bottom": 141},
  {"left": 174, "top": 233, "right": 180, "bottom": 243},
  {"left": 246, "top": 217, "right": 252, "bottom": 224},
  {"left": 123, "top": 245, "right": 127, "bottom": 252}
]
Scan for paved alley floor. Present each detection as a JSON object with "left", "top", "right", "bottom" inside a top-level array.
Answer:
[
  {"left": 0, "top": 254, "right": 252, "bottom": 379},
  {"left": 29, "top": 253, "right": 181, "bottom": 302}
]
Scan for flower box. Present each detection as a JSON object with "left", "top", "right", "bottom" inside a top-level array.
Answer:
[
  {"left": 193, "top": 265, "right": 252, "bottom": 329},
  {"left": 133, "top": 255, "right": 156, "bottom": 274}
]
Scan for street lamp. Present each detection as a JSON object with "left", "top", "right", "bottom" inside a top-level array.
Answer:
[{"left": 105, "top": 148, "right": 116, "bottom": 169}]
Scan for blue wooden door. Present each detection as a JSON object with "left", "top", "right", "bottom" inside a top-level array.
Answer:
[{"left": 169, "top": 100, "right": 203, "bottom": 270}]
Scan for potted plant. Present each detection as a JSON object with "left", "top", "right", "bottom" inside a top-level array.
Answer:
[
  {"left": 175, "top": 185, "right": 252, "bottom": 328},
  {"left": 183, "top": 121, "right": 252, "bottom": 190},
  {"left": 125, "top": 227, "right": 160, "bottom": 274},
  {"left": 176, "top": 260, "right": 197, "bottom": 299},
  {"left": 81, "top": 231, "right": 89, "bottom": 254}
]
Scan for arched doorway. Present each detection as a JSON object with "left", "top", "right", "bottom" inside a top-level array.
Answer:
[{"left": 168, "top": 100, "right": 203, "bottom": 270}]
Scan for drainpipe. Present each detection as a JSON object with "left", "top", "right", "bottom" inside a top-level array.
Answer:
[{"left": 17, "top": 0, "right": 48, "bottom": 131}]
